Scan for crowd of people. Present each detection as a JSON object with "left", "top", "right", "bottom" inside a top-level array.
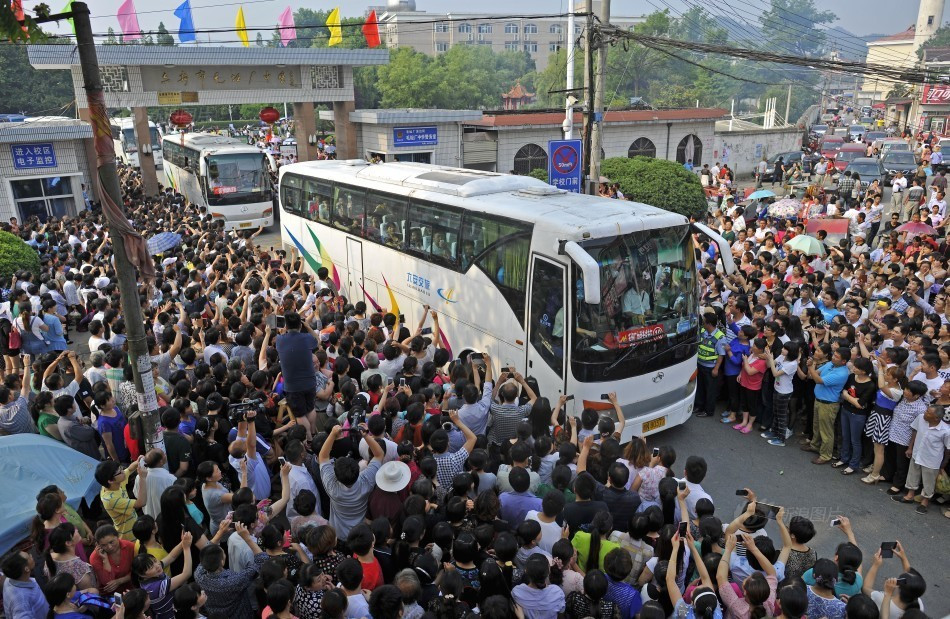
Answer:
[{"left": 0, "top": 153, "right": 943, "bottom": 619}]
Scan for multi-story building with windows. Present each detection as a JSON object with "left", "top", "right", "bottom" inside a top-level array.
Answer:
[{"left": 372, "top": 0, "right": 644, "bottom": 70}]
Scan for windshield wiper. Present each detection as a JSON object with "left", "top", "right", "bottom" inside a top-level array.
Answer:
[{"left": 603, "top": 336, "right": 693, "bottom": 377}]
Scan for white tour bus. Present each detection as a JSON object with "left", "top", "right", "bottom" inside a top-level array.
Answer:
[
  {"left": 110, "top": 118, "right": 164, "bottom": 169},
  {"left": 162, "top": 133, "right": 276, "bottom": 230},
  {"left": 278, "top": 161, "right": 733, "bottom": 438}
]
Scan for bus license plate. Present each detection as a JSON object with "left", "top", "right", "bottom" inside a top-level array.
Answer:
[
  {"left": 642, "top": 417, "right": 666, "bottom": 433},
  {"left": 239, "top": 222, "right": 252, "bottom": 228}
]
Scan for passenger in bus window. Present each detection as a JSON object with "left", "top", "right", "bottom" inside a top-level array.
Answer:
[
  {"left": 365, "top": 214, "right": 382, "bottom": 241},
  {"left": 383, "top": 222, "right": 400, "bottom": 247},
  {"left": 408, "top": 229, "right": 425, "bottom": 252},
  {"left": 460, "top": 240, "right": 476, "bottom": 269},
  {"left": 431, "top": 232, "right": 450, "bottom": 260}
]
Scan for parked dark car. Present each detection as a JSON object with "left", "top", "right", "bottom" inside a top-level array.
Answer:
[
  {"left": 882, "top": 151, "right": 917, "bottom": 183},
  {"left": 761, "top": 151, "right": 820, "bottom": 182},
  {"left": 844, "top": 157, "right": 886, "bottom": 187}
]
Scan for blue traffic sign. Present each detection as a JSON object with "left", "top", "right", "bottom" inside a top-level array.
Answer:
[{"left": 547, "top": 139, "right": 583, "bottom": 193}]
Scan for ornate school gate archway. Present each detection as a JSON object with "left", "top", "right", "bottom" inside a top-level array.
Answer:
[{"left": 28, "top": 45, "right": 388, "bottom": 197}]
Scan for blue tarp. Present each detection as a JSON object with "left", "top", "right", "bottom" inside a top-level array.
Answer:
[{"left": 0, "top": 435, "right": 101, "bottom": 553}]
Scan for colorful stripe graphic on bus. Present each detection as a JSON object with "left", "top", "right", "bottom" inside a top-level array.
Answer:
[
  {"left": 305, "top": 227, "right": 341, "bottom": 291},
  {"left": 283, "top": 226, "right": 323, "bottom": 273},
  {"left": 381, "top": 275, "right": 400, "bottom": 318},
  {"left": 359, "top": 283, "right": 383, "bottom": 313}
]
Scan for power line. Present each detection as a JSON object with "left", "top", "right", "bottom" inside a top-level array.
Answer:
[{"left": 597, "top": 24, "right": 939, "bottom": 85}]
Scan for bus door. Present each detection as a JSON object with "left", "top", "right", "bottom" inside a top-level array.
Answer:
[
  {"left": 526, "top": 255, "right": 567, "bottom": 397},
  {"left": 346, "top": 237, "right": 363, "bottom": 301}
]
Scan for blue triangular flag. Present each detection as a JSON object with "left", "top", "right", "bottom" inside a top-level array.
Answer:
[{"left": 174, "top": 0, "right": 196, "bottom": 43}]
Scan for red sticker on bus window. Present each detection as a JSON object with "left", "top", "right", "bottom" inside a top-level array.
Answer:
[
  {"left": 616, "top": 324, "right": 665, "bottom": 347},
  {"left": 213, "top": 186, "right": 237, "bottom": 194}
]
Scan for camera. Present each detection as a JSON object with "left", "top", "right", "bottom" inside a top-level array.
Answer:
[{"left": 229, "top": 398, "right": 265, "bottom": 424}]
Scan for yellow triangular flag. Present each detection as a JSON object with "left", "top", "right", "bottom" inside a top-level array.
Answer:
[
  {"left": 236, "top": 6, "right": 249, "bottom": 47},
  {"left": 326, "top": 7, "right": 342, "bottom": 47}
]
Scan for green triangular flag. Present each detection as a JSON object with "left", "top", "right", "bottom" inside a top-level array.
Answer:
[{"left": 61, "top": 0, "right": 75, "bottom": 35}]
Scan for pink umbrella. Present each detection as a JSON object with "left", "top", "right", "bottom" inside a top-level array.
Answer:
[{"left": 896, "top": 221, "right": 938, "bottom": 237}]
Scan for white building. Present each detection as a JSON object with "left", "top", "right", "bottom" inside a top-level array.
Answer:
[{"left": 374, "top": 0, "right": 644, "bottom": 71}]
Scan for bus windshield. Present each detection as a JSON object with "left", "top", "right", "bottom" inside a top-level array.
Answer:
[
  {"left": 121, "top": 127, "right": 161, "bottom": 152},
  {"left": 204, "top": 153, "right": 270, "bottom": 206},
  {"left": 571, "top": 225, "right": 697, "bottom": 381}
]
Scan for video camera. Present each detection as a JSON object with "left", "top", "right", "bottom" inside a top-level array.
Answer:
[{"left": 228, "top": 398, "right": 266, "bottom": 424}]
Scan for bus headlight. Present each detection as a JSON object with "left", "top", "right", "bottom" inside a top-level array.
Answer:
[
  {"left": 684, "top": 369, "right": 698, "bottom": 398},
  {"left": 263, "top": 208, "right": 273, "bottom": 216}
]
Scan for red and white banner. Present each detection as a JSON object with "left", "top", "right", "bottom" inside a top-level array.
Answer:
[
  {"left": 616, "top": 324, "right": 665, "bottom": 347},
  {"left": 921, "top": 84, "right": 950, "bottom": 105}
]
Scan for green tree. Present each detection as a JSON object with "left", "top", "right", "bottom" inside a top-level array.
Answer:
[
  {"left": 156, "top": 22, "right": 175, "bottom": 46},
  {"left": 758, "top": 0, "right": 836, "bottom": 56},
  {"left": 0, "top": 231, "right": 40, "bottom": 279},
  {"left": 105, "top": 27, "right": 119, "bottom": 45},
  {"left": 528, "top": 168, "right": 549, "bottom": 182},
  {"left": 0, "top": 44, "right": 74, "bottom": 115},
  {"left": 650, "top": 84, "right": 702, "bottom": 108},
  {"left": 255, "top": 32, "right": 264, "bottom": 47},
  {"left": 601, "top": 157, "right": 707, "bottom": 218},
  {"left": 0, "top": 3, "right": 47, "bottom": 42},
  {"left": 532, "top": 48, "right": 584, "bottom": 107},
  {"left": 376, "top": 48, "right": 436, "bottom": 107},
  {"left": 919, "top": 24, "right": 950, "bottom": 58},
  {"left": 615, "top": 11, "right": 673, "bottom": 98}
]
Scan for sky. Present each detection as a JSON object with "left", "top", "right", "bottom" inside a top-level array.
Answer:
[{"left": 29, "top": 0, "right": 916, "bottom": 42}]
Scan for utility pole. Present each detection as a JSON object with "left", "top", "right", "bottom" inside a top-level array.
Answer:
[
  {"left": 564, "top": 0, "right": 576, "bottom": 139},
  {"left": 589, "top": 0, "right": 609, "bottom": 195},
  {"left": 785, "top": 84, "right": 792, "bottom": 125},
  {"left": 73, "top": 2, "right": 162, "bottom": 451},
  {"left": 582, "top": 8, "right": 595, "bottom": 193}
]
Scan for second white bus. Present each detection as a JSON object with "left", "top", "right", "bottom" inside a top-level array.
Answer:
[
  {"left": 162, "top": 133, "right": 276, "bottom": 230},
  {"left": 110, "top": 118, "right": 164, "bottom": 169},
  {"left": 279, "top": 160, "right": 734, "bottom": 439}
]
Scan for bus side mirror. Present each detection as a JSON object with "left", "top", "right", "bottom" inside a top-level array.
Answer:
[{"left": 199, "top": 158, "right": 208, "bottom": 177}]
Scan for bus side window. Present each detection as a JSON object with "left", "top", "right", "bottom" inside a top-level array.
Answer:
[
  {"left": 367, "top": 190, "right": 407, "bottom": 249},
  {"left": 304, "top": 179, "right": 333, "bottom": 225},
  {"left": 462, "top": 213, "right": 531, "bottom": 324},
  {"left": 281, "top": 174, "right": 304, "bottom": 216},
  {"left": 332, "top": 185, "right": 364, "bottom": 236},
  {"left": 408, "top": 199, "right": 459, "bottom": 267}
]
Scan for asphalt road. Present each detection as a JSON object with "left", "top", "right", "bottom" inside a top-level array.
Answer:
[{"left": 655, "top": 413, "right": 949, "bottom": 614}]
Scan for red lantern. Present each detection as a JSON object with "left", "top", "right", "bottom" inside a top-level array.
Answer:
[
  {"left": 169, "top": 109, "right": 193, "bottom": 128},
  {"left": 259, "top": 106, "right": 280, "bottom": 124}
]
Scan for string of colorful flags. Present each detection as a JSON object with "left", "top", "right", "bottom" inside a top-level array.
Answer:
[{"left": 107, "top": 0, "right": 381, "bottom": 48}]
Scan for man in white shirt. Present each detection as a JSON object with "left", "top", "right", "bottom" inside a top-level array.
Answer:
[
  {"left": 752, "top": 219, "right": 771, "bottom": 244},
  {"left": 890, "top": 171, "right": 908, "bottom": 210},
  {"left": 284, "top": 440, "right": 320, "bottom": 519},
  {"left": 458, "top": 353, "right": 494, "bottom": 435},
  {"left": 377, "top": 342, "right": 408, "bottom": 380},
  {"left": 133, "top": 449, "right": 178, "bottom": 520},
  {"left": 791, "top": 284, "right": 816, "bottom": 317}
]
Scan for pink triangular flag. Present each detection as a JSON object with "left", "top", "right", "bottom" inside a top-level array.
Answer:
[
  {"left": 116, "top": 0, "right": 142, "bottom": 40},
  {"left": 278, "top": 6, "right": 296, "bottom": 47}
]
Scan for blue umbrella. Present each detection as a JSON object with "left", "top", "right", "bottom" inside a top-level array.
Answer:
[
  {"left": 147, "top": 231, "right": 183, "bottom": 255},
  {"left": 0, "top": 435, "right": 100, "bottom": 553},
  {"left": 747, "top": 189, "right": 776, "bottom": 200}
]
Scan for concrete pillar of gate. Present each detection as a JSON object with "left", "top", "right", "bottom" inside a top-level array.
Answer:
[
  {"left": 76, "top": 107, "right": 101, "bottom": 201},
  {"left": 133, "top": 107, "right": 159, "bottom": 196},
  {"left": 333, "top": 100, "right": 357, "bottom": 160},
  {"left": 292, "top": 102, "right": 321, "bottom": 162}
]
